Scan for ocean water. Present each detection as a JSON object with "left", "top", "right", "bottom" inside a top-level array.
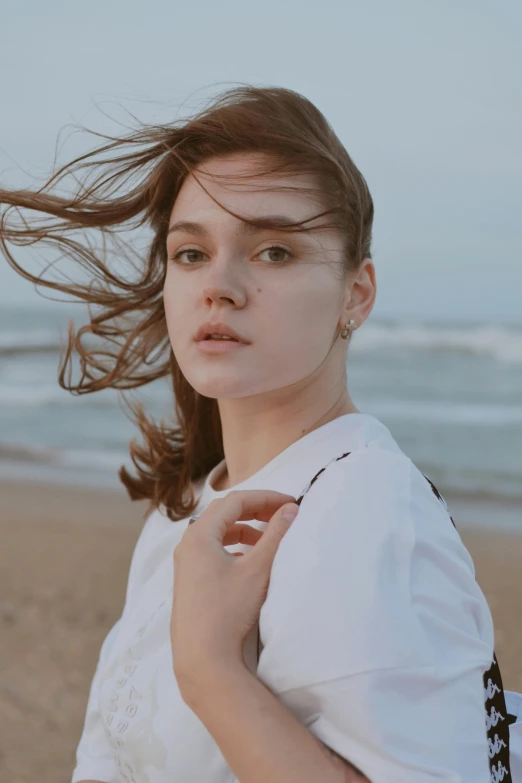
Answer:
[{"left": 1, "top": 302, "right": 521, "bottom": 519}]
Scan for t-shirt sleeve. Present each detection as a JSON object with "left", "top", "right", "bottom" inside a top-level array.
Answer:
[
  {"left": 256, "top": 448, "right": 493, "bottom": 782},
  {"left": 70, "top": 508, "right": 161, "bottom": 783}
]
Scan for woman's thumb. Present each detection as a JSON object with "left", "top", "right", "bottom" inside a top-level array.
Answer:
[
  {"left": 280, "top": 503, "right": 299, "bottom": 524},
  {"left": 254, "top": 503, "right": 299, "bottom": 564}
]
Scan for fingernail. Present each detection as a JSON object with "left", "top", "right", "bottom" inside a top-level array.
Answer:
[{"left": 282, "top": 504, "right": 299, "bottom": 522}]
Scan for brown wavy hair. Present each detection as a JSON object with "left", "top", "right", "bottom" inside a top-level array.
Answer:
[{"left": 0, "top": 84, "right": 374, "bottom": 523}]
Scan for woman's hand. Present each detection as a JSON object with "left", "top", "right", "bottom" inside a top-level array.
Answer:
[{"left": 170, "top": 489, "right": 299, "bottom": 699}]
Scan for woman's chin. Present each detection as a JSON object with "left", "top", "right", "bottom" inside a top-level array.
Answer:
[{"left": 187, "top": 378, "right": 255, "bottom": 399}]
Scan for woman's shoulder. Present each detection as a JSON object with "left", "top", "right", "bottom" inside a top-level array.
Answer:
[
  {"left": 296, "top": 443, "right": 414, "bottom": 535},
  {"left": 271, "top": 444, "right": 415, "bottom": 582},
  {"left": 326, "top": 444, "right": 476, "bottom": 569},
  {"left": 307, "top": 442, "right": 462, "bottom": 533},
  {"left": 326, "top": 444, "right": 489, "bottom": 643},
  {"left": 278, "top": 440, "right": 477, "bottom": 591},
  {"left": 310, "top": 438, "right": 414, "bottom": 488}
]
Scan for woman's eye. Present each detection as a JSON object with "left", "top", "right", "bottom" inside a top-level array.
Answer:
[
  {"left": 169, "top": 245, "right": 291, "bottom": 266},
  {"left": 258, "top": 245, "right": 291, "bottom": 264},
  {"left": 170, "top": 248, "right": 205, "bottom": 265}
]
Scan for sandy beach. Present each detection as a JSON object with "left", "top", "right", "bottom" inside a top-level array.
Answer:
[{"left": 1, "top": 479, "right": 522, "bottom": 783}]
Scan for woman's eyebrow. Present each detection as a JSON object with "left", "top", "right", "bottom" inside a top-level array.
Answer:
[
  {"left": 167, "top": 215, "right": 309, "bottom": 238},
  {"left": 167, "top": 220, "right": 210, "bottom": 238}
]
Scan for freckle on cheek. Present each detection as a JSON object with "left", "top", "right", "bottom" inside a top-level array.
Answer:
[{"left": 257, "top": 287, "right": 262, "bottom": 293}]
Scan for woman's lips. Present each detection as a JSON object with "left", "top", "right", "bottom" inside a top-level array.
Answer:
[{"left": 195, "top": 338, "right": 249, "bottom": 354}]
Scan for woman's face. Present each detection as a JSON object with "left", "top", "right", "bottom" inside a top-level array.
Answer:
[{"left": 163, "top": 152, "right": 355, "bottom": 400}]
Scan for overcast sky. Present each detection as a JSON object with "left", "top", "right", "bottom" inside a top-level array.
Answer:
[{"left": 1, "top": 0, "right": 520, "bottom": 323}]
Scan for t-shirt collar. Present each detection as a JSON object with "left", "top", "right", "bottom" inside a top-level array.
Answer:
[{"left": 196, "top": 412, "right": 386, "bottom": 510}]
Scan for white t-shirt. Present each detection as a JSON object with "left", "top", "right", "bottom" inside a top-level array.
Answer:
[{"left": 71, "top": 412, "right": 494, "bottom": 783}]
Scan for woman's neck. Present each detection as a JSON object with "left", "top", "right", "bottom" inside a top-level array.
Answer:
[
  {"left": 211, "top": 395, "right": 359, "bottom": 492},
  {"left": 212, "top": 463, "right": 230, "bottom": 491}
]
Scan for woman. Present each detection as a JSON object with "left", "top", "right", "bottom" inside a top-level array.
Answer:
[{"left": 0, "top": 86, "right": 503, "bottom": 782}]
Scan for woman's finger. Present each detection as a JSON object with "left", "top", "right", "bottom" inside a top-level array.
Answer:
[
  {"left": 247, "top": 503, "right": 299, "bottom": 568},
  {"left": 223, "top": 522, "right": 263, "bottom": 548},
  {"left": 202, "top": 490, "right": 297, "bottom": 542}
]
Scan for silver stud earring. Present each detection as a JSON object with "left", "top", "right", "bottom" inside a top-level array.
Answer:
[{"left": 340, "top": 319, "right": 356, "bottom": 339}]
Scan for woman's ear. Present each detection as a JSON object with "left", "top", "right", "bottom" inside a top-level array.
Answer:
[{"left": 341, "top": 257, "right": 376, "bottom": 328}]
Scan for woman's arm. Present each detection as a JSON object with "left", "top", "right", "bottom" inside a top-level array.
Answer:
[{"left": 180, "top": 662, "right": 371, "bottom": 783}]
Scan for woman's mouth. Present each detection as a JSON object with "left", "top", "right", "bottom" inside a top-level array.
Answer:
[{"left": 196, "top": 337, "right": 249, "bottom": 354}]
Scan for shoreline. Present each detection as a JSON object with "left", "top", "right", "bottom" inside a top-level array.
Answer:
[{"left": 2, "top": 472, "right": 521, "bottom": 531}]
